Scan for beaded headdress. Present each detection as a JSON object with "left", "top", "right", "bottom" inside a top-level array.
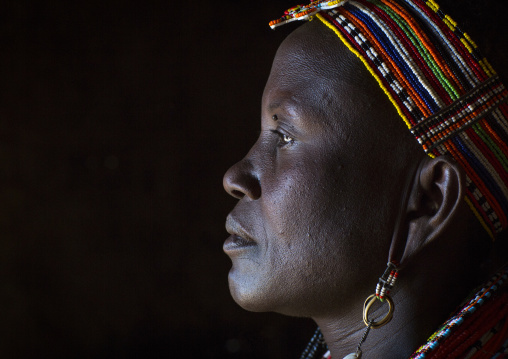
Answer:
[{"left": 270, "top": 0, "right": 508, "bottom": 239}]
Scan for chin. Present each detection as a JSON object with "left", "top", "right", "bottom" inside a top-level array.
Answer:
[
  {"left": 227, "top": 271, "right": 278, "bottom": 313},
  {"left": 228, "top": 271, "right": 310, "bottom": 316},
  {"left": 229, "top": 283, "right": 317, "bottom": 318},
  {"left": 228, "top": 277, "right": 265, "bottom": 312}
]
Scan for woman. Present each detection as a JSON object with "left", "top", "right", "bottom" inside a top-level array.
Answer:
[{"left": 223, "top": 0, "right": 508, "bottom": 358}]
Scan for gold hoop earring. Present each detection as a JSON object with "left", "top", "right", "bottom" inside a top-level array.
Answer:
[
  {"left": 342, "top": 262, "right": 399, "bottom": 359},
  {"left": 363, "top": 294, "right": 394, "bottom": 328}
]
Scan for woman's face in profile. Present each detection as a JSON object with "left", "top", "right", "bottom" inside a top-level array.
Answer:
[{"left": 223, "top": 21, "right": 417, "bottom": 318}]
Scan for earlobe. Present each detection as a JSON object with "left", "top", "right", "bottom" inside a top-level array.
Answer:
[{"left": 399, "top": 155, "right": 465, "bottom": 265}]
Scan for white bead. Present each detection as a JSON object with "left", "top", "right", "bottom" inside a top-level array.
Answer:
[{"left": 343, "top": 353, "right": 360, "bottom": 359}]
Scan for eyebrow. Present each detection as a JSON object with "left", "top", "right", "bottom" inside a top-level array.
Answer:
[
  {"left": 268, "top": 97, "right": 300, "bottom": 113},
  {"left": 268, "top": 101, "right": 282, "bottom": 111}
]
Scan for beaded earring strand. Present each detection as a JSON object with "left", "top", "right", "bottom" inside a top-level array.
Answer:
[{"left": 343, "top": 262, "right": 399, "bottom": 359}]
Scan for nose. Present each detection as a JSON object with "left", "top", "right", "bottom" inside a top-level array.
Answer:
[{"left": 223, "top": 158, "right": 261, "bottom": 200}]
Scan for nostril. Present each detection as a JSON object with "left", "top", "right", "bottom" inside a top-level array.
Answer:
[{"left": 231, "top": 190, "right": 245, "bottom": 199}]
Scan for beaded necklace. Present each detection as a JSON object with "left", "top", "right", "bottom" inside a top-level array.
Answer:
[{"left": 409, "top": 266, "right": 508, "bottom": 359}]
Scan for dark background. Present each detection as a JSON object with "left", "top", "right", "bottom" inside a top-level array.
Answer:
[
  {"left": 0, "top": 1, "right": 506, "bottom": 358},
  {"left": 0, "top": 1, "right": 315, "bottom": 358}
]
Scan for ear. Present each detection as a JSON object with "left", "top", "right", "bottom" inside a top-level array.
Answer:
[{"left": 397, "top": 155, "right": 465, "bottom": 265}]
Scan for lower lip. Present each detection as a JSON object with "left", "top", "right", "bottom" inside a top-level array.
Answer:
[{"left": 223, "top": 235, "right": 256, "bottom": 253}]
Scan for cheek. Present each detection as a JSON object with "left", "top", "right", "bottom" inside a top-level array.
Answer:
[
  {"left": 261, "top": 152, "right": 355, "bottom": 260},
  {"left": 265, "top": 149, "right": 392, "bottom": 265},
  {"left": 262, "top": 158, "right": 332, "bottom": 239}
]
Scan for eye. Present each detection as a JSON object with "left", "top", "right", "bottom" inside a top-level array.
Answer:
[
  {"left": 271, "top": 129, "right": 294, "bottom": 147},
  {"left": 281, "top": 134, "right": 293, "bottom": 144}
]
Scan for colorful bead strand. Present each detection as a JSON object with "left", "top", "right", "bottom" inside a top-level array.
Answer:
[{"left": 409, "top": 267, "right": 508, "bottom": 358}]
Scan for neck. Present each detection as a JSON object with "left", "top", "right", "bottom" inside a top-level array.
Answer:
[
  {"left": 315, "top": 293, "right": 420, "bottom": 358},
  {"left": 314, "top": 270, "right": 474, "bottom": 359}
]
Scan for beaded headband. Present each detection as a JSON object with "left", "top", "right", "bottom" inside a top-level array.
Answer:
[{"left": 270, "top": 0, "right": 508, "bottom": 239}]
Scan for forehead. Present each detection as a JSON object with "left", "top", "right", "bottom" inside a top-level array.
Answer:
[
  {"left": 263, "top": 21, "right": 358, "bottom": 118},
  {"left": 266, "top": 20, "right": 358, "bottom": 86},
  {"left": 262, "top": 21, "right": 397, "bottom": 135},
  {"left": 261, "top": 19, "right": 423, "bottom": 157}
]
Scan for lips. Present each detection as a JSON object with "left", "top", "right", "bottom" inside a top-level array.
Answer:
[
  {"left": 223, "top": 235, "right": 256, "bottom": 252},
  {"left": 224, "top": 215, "right": 256, "bottom": 252}
]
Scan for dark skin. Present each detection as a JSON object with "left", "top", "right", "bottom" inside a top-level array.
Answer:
[{"left": 223, "top": 20, "right": 496, "bottom": 358}]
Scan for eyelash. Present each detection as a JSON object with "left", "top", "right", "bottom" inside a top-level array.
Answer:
[{"left": 271, "top": 129, "right": 294, "bottom": 147}]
